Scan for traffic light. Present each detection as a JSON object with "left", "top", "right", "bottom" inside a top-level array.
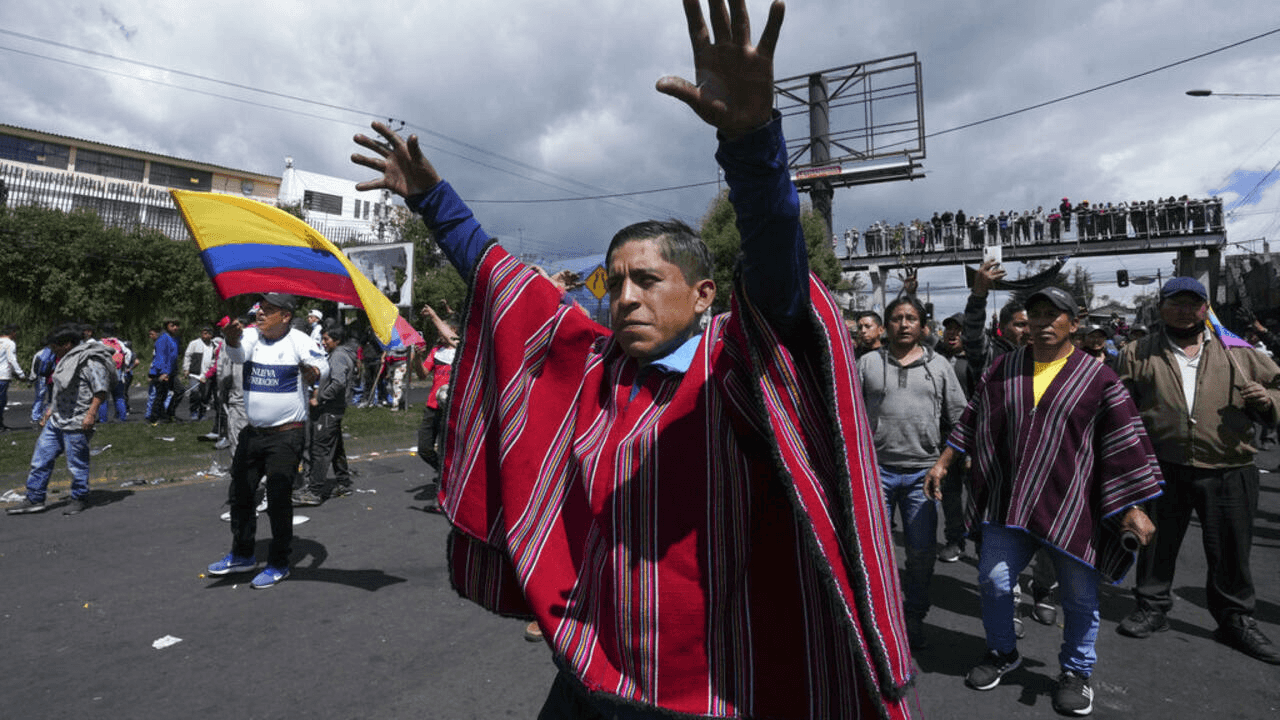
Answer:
[
  {"left": 1117, "top": 269, "right": 1129, "bottom": 288},
  {"left": 924, "top": 302, "right": 934, "bottom": 320}
]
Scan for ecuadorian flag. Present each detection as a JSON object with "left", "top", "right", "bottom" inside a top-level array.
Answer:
[{"left": 170, "top": 190, "right": 422, "bottom": 348}]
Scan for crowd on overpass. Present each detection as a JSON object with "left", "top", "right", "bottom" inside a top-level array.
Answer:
[{"left": 844, "top": 195, "right": 1226, "bottom": 257}]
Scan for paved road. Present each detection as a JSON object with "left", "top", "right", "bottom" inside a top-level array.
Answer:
[{"left": 2, "top": 422, "right": 1279, "bottom": 718}]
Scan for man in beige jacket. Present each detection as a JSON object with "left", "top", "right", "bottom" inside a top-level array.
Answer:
[{"left": 1115, "top": 276, "right": 1280, "bottom": 664}]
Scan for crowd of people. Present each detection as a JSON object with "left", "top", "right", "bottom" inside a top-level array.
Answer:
[
  {"left": 3, "top": 2, "right": 1277, "bottom": 718},
  {"left": 844, "top": 195, "right": 1227, "bottom": 257}
]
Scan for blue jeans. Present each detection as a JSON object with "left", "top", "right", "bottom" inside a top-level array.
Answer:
[
  {"left": 978, "top": 523, "right": 1100, "bottom": 675},
  {"left": 31, "top": 382, "right": 50, "bottom": 423},
  {"left": 880, "top": 465, "right": 936, "bottom": 617},
  {"left": 26, "top": 423, "right": 93, "bottom": 503}
]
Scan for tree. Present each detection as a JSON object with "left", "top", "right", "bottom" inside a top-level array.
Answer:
[
  {"left": 0, "top": 205, "right": 223, "bottom": 360},
  {"left": 698, "top": 190, "right": 841, "bottom": 313}
]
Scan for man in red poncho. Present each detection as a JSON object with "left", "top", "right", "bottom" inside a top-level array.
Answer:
[{"left": 352, "top": 2, "right": 915, "bottom": 717}]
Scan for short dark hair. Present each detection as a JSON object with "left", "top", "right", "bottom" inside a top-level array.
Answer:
[
  {"left": 998, "top": 300, "right": 1025, "bottom": 329},
  {"left": 50, "top": 324, "right": 81, "bottom": 347},
  {"left": 323, "top": 325, "right": 347, "bottom": 344},
  {"left": 0, "top": 323, "right": 16, "bottom": 335},
  {"left": 857, "top": 310, "right": 883, "bottom": 327},
  {"left": 885, "top": 295, "right": 926, "bottom": 322},
  {"left": 605, "top": 219, "right": 712, "bottom": 284}
]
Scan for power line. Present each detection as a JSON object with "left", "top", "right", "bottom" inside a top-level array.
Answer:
[
  {"left": 0, "top": 28, "right": 698, "bottom": 220},
  {"left": 927, "top": 25, "right": 1280, "bottom": 139},
  {"left": 3, "top": 24, "right": 1279, "bottom": 213}
]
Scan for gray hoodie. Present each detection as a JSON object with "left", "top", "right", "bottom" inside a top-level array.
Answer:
[{"left": 857, "top": 345, "right": 966, "bottom": 469}]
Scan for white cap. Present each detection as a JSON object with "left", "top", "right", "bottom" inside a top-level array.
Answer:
[{"left": 308, "top": 309, "right": 323, "bottom": 321}]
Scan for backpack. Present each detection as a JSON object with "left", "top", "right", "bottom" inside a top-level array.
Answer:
[{"left": 101, "top": 337, "right": 126, "bottom": 370}]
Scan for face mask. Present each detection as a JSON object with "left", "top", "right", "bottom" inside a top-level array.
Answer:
[{"left": 1165, "top": 322, "right": 1203, "bottom": 341}]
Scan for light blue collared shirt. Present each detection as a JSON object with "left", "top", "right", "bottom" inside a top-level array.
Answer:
[{"left": 629, "top": 332, "right": 701, "bottom": 401}]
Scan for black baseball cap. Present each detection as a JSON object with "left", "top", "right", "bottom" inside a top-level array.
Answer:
[
  {"left": 1025, "top": 286, "right": 1077, "bottom": 317},
  {"left": 260, "top": 293, "right": 298, "bottom": 311}
]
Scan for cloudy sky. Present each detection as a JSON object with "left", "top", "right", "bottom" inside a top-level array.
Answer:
[{"left": 2, "top": 0, "right": 1279, "bottom": 316}]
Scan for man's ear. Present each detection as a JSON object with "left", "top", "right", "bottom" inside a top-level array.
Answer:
[{"left": 693, "top": 278, "right": 716, "bottom": 315}]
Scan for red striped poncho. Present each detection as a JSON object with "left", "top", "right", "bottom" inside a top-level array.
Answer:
[
  {"left": 948, "top": 347, "right": 1164, "bottom": 582},
  {"left": 440, "top": 243, "right": 915, "bottom": 719}
]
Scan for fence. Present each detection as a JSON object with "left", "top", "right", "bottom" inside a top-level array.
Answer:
[
  {"left": 0, "top": 161, "right": 192, "bottom": 240},
  {"left": 0, "top": 162, "right": 402, "bottom": 248}
]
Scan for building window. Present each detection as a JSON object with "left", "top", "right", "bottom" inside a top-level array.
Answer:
[
  {"left": 149, "top": 162, "right": 211, "bottom": 190},
  {"left": 75, "top": 149, "right": 145, "bottom": 182},
  {"left": 0, "top": 134, "right": 71, "bottom": 169},
  {"left": 303, "top": 190, "right": 343, "bottom": 215}
]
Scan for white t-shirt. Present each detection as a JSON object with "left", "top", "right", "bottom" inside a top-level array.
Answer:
[
  {"left": 0, "top": 336, "right": 23, "bottom": 380},
  {"left": 226, "top": 328, "right": 329, "bottom": 427}
]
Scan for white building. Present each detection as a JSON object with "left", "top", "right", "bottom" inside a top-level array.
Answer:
[{"left": 278, "top": 159, "right": 398, "bottom": 246}]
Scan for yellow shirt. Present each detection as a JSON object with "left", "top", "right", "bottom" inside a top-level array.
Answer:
[{"left": 1033, "top": 355, "right": 1070, "bottom": 406}]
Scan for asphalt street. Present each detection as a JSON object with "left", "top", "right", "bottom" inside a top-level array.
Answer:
[{"left": 2, "top": 390, "right": 1279, "bottom": 718}]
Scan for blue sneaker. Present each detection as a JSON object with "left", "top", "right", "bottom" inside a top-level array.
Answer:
[
  {"left": 250, "top": 565, "right": 289, "bottom": 589},
  {"left": 207, "top": 553, "right": 256, "bottom": 576}
]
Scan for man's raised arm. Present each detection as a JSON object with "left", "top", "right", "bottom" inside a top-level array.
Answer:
[
  {"left": 351, "top": 123, "right": 488, "bottom": 279},
  {"left": 657, "top": 0, "right": 806, "bottom": 332}
]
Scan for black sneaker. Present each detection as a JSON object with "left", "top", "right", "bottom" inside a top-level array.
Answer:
[
  {"left": 62, "top": 497, "right": 88, "bottom": 515},
  {"left": 1052, "top": 670, "right": 1093, "bottom": 716},
  {"left": 937, "top": 542, "right": 962, "bottom": 563},
  {"left": 966, "top": 648, "right": 1021, "bottom": 690},
  {"left": 291, "top": 490, "right": 324, "bottom": 507},
  {"left": 330, "top": 484, "right": 354, "bottom": 498},
  {"left": 1117, "top": 607, "right": 1169, "bottom": 638},
  {"left": 1215, "top": 616, "right": 1280, "bottom": 665},
  {"left": 6, "top": 499, "right": 47, "bottom": 515}
]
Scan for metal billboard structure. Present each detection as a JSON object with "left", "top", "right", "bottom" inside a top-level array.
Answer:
[{"left": 775, "top": 52, "right": 925, "bottom": 235}]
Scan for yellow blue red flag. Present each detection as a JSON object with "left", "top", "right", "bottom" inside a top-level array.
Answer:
[{"left": 170, "top": 190, "right": 422, "bottom": 348}]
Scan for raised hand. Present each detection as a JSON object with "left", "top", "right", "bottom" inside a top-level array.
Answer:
[
  {"left": 656, "top": 0, "right": 785, "bottom": 140},
  {"left": 351, "top": 121, "right": 443, "bottom": 199}
]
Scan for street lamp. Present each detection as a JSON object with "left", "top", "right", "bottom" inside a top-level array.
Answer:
[{"left": 1187, "top": 89, "right": 1280, "bottom": 98}]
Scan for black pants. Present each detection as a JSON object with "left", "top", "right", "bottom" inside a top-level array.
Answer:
[
  {"left": 228, "top": 425, "right": 303, "bottom": 568},
  {"left": 308, "top": 411, "right": 349, "bottom": 495},
  {"left": 940, "top": 463, "right": 968, "bottom": 547},
  {"left": 1132, "top": 462, "right": 1260, "bottom": 625},
  {"left": 418, "top": 405, "right": 443, "bottom": 470},
  {"left": 146, "top": 375, "right": 176, "bottom": 422}
]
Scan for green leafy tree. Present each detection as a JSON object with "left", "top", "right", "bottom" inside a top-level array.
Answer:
[
  {"left": 0, "top": 205, "right": 222, "bottom": 360},
  {"left": 698, "top": 190, "right": 840, "bottom": 313}
]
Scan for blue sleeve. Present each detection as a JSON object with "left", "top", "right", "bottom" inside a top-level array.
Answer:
[
  {"left": 407, "top": 181, "right": 492, "bottom": 280},
  {"left": 716, "top": 113, "right": 808, "bottom": 332}
]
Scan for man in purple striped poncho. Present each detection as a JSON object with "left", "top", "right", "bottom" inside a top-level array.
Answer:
[{"left": 925, "top": 285, "right": 1163, "bottom": 717}]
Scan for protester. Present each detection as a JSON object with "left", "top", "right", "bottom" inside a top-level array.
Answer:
[
  {"left": 0, "top": 323, "right": 27, "bottom": 431},
  {"left": 146, "top": 320, "right": 181, "bottom": 424},
  {"left": 183, "top": 326, "right": 217, "bottom": 421},
  {"left": 29, "top": 335, "right": 56, "bottom": 424},
  {"left": 295, "top": 324, "right": 357, "bottom": 505},
  {"left": 1114, "top": 277, "right": 1280, "bottom": 665},
  {"left": 97, "top": 322, "right": 133, "bottom": 422},
  {"left": 926, "top": 285, "right": 1162, "bottom": 716},
  {"left": 206, "top": 294, "right": 328, "bottom": 589},
  {"left": 414, "top": 303, "right": 458, "bottom": 472},
  {"left": 350, "top": 2, "right": 916, "bottom": 716},
  {"left": 854, "top": 309, "right": 885, "bottom": 357},
  {"left": 7, "top": 324, "right": 114, "bottom": 515},
  {"left": 935, "top": 312, "right": 975, "bottom": 564},
  {"left": 859, "top": 295, "right": 966, "bottom": 650},
  {"left": 307, "top": 309, "right": 324, "bottom": 345}
]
